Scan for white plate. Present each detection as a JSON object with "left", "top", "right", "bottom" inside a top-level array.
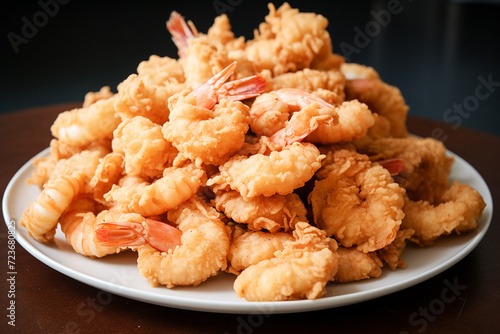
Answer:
[{"left": 2, "top": 148, "right": 493, "bottom": 314}]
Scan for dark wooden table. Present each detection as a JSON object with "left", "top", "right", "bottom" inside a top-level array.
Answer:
[{"left": 1, "top": 103, "right": 499, "bottom": 334}]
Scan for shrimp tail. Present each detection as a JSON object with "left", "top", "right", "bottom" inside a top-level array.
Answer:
[
  {"left": 376, "top": 158, "right": 405, "bottom": 176},
  {"left": 218, "top": 74, "right": 268, "bottom": 102},
  {"left": 166, "top": 11, "right": 197, "bottom": 57},
  {"left": 96, "top": 219, "right": 182, "bottom": 252},
  {"left": 189, "top": 61, "right": 237, "bottom": 109}
]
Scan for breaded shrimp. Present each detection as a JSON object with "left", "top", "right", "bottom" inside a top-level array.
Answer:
[
  {"left": 212, "top": 189, "right": 308, "bottom": 232},
  {"left": 208, "top": 141, "right": 324, "bottom": 199},
  {"left": 51, "top": 150, "right": 103, "bottom": 190},
  {"left": 267, "top": 68, "right": 345, "bottom": 102},
  {"left": 115, "top": 73, "right": 186, "bottom": 125},
  {"left": 51, "top": 96, "right": 121, "bottom": 147},
  {"left": 234, "top": 222, "right": 338, "bottom": 301},
  {"left": 309, "top": 149, "right": 405, "bottom": 252},
  {"left": 60, "top": 195, "right": 130, "bottom": 257},
  {"left": 249, "top": 88, "right": 339, "bottom": 139},
  {"left": 136, "top": 55, "right": 185, "bottom": 86},
  {"left": 20, "top": 171, "right": 86, "bottom": 243},
  {"left": 342, "top": 63, "right": 408, "bottom": 138},
  {"left": 303, "top": 100, "right": 375, "bottom": 144},
  {"left": 250, "top": 88, "right": 373, "bottom": 145},
  {"left": 332, "top": 247, "right": 383, "bottom": 283},
  {"left": 28, "top": 137, "right": 108, "bottom": 190},
  {"left": 89, "top": 152, "right": 124, "bottom": 205},
  {"left": 207, "top": 14, "right": 246, "bottom": 54},
  {"left": 104, "top": 164, "right": 206, "bottom": 216},
  {"left": 163, "top": 62, "right": 266, "bottom": 166},
  {"left": 20, "top": 150, "right": 103, "bottom": 242},
  {"left": 402, "top": 181, "right": 486, "bottom": 246},
  {"left": 355, "top": 136, "right": 455, "bottom": 203},
  {"left": 112, "top": 116, "right": 178, "bottom": 179},
  {"left": 245, "top": 3, "right": 333, "bottom": 75},
  {"left": 227, "top": 224, "right": 294, "bottom": 274},
  {"left": 135, "top": 197, "right": 230, "bottom": 287},
  {"left": 168, "top": 12, "right": 232, "bottom": 88}
]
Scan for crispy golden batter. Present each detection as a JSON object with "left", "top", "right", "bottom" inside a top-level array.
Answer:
[
  {"left": 402, "top": 181, "right": 486, "bottom": 246},
  {"left": 19, "top": 3, "right": 487, "bottom": 302},
  {"left": 234, "top": 223, "right": 338, "bottom": 301}
]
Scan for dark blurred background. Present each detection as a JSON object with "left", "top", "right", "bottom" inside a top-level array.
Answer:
[{"left": 2, "top": 0, "right": 500, "bottom": 136}]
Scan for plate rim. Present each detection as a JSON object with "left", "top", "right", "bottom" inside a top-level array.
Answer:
[{"left": 2, "top": 147, "right": 493, "bottom": 314}]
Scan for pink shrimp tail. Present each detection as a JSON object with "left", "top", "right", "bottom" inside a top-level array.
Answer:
[
  {"left": 218, "top": 74, "right": 267, "bottom": 101},
  {"left": 270, "top": 123, "right": 320, "bottom": 147},
  {"left": 298, "top": 95, "right": 335, "bottom": 109},
  {"left": 96, "top": 219, "right": 182, "bottom": 253},
  {"left": 190, "top": 62, "right": 266, "bottom": 109},
  {"left": 270, "top": 92, "right": 334, "bottom": 148},
  {"left": 166, "top": 11, "right": 197, "bottom": 58},
  {"left": 376, "top": 158, "right": 405, "bottom": 176}
]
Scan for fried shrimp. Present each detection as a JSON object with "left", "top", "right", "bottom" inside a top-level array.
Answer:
[
  {"left": 267, "top": 68, "right": 345, "bottom": 102},
  {"left": 20, "top": 171, "right": 86, "bottom": 243},
  {"left": 245, "top": 3, "right": 333, "bottom": 75},
  {"left": 208, "top": 141, "right": 324, "bottom": 199},
  {"left": 250, "top": 87, "right": 373, "bottom": 145},
  {"left": 51, "top": 96, "right": 121, "bottom": 147},
  {"left": 135, "top": 197, "right": 230, "bottom": 287},
  {"left": 18, "top": 3, "right": 488, "bottom": 302},
  {"left": 114, "top": 73, "right": 186, "bottom": 125},
  {"left": 167, "top": 12, "right": 232, "bottom": 88},
  {"left": 20, "top": 150, "right": 103, "bottom": 242},
  {"left": 249, "top": 88, "right": 338, "bottom": 139},
  {"left": 227, "top": 224, "right": 294, "bottom": 274},
  {"left": 104, "top": 164, "right": 206, "bottom": 216},
  {"left": 402, "top": 181, "right": 486, "bottom": 246},
  {"left": 333, "top": 247, "right": 383, "bottom": 282},
  {"left": 212, "top": 189, "right": 308, "bottom": 232},
  {"left": 163, "top": 62, "right": 266, "bottom": 166},
  {"left": 309, "top": 149, "right": 405, "bottom": 252},
  {"left": 89, "top": 152, "right": 124, "bottom": 205},
  {"left": 342, "top": 63, "right": 408, "bottom": 138},
  {"left": 303, "top": 99, "right": 375, "bottom": 144},
  {"left": 136, "top": 55, "right": 185, "bottom": 86},
  {"left": 234, "top": 222, "right": 338, "bottom": 301},
  {"left": 112, "top": 116, "right": 178, "bottom": 179},
  {"left": 59, "top": 195, "right": 130, "bottom": 257},
  {"left": 355, "top": 136, "right": 454, "bottom": 203}
]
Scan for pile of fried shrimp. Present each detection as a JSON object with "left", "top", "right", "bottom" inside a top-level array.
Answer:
[{"left": 19, "top": 3, "right": 486, "bottom": 302}]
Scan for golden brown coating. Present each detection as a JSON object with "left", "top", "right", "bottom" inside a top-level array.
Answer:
[
  {"left": 402, "top": 181, "right": 486, "bottom": 246},
  {"left": 309, "top": 149, "right": 405, "bottom": 252},
  {"left": 355, "top": 136, "right": 455, "bottom": 203},
  {"left": 234, "top": 222, "right": 338, "bottom": 301},
  {"left": 342, "top": 63, "right": 409, "bottom": 138},
  {"left": 333, "top": 247, "right": 383, "bottom": 283},
  {"left": 227, "top": 225, "right": 294, "bottom": 274}
]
